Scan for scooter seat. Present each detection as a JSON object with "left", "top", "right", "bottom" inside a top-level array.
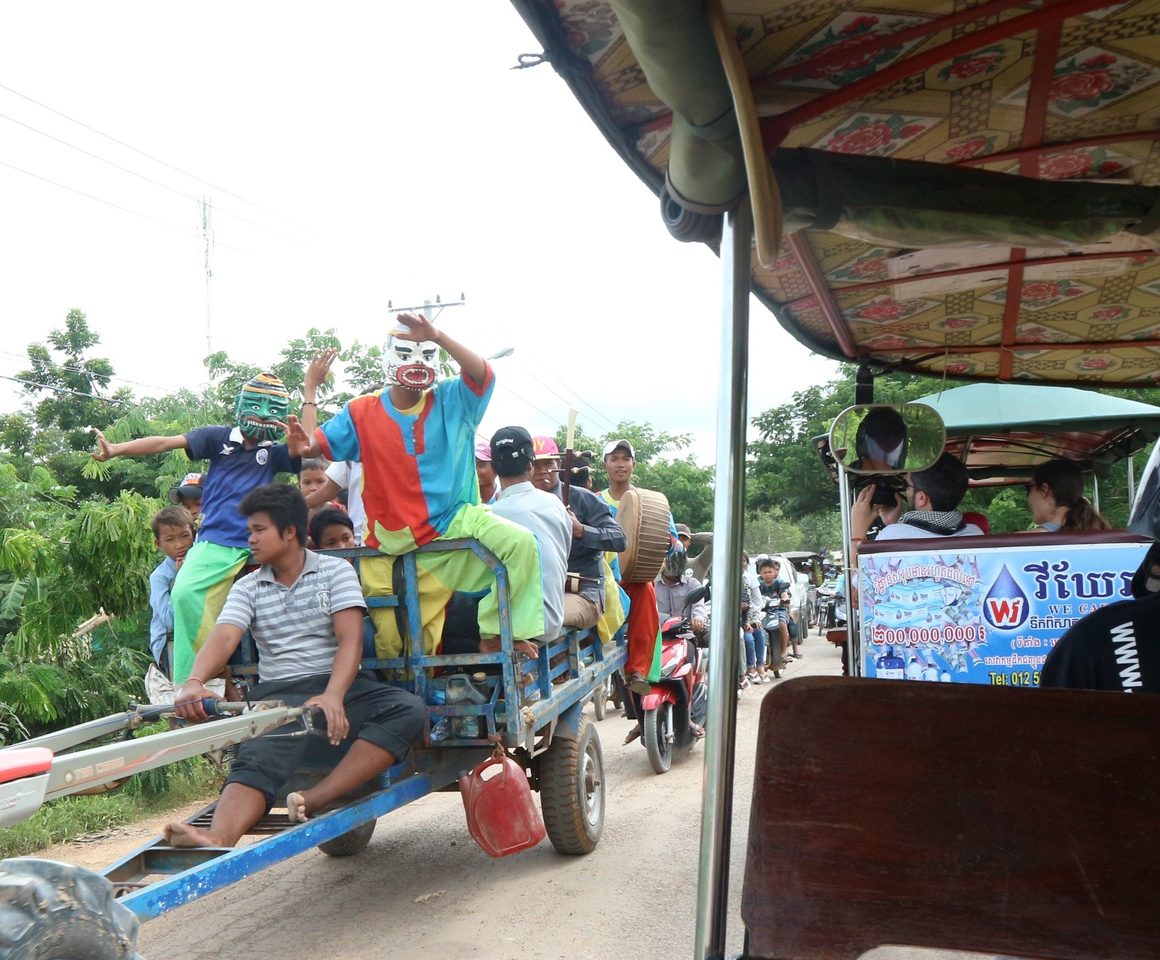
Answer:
[{"left": 0, "top": 747, "right": 53, "bottom": 785}]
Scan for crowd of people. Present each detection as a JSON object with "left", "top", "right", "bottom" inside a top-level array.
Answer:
[{"left": 97, "top": 312, "right": 742, "bottom": 846}]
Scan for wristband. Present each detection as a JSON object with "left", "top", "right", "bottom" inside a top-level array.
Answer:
[
  {"left": 186, "top": 676, "right": 207, "bottom": 686},
  {"left": 302, "top": 401, "right": 317, "bottom": 407}
]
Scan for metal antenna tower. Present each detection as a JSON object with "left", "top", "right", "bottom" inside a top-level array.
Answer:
[{"left": 200, "top": 196, "right": 214, "bottom": 366}]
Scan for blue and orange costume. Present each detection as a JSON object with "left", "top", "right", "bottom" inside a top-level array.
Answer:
[{"left": 316, "top": 363, "right": 546, "bottom": 659}]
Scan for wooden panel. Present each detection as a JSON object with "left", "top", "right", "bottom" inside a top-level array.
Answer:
[{"left": 742, "top": 676, "right": 1160, "bottom": 960}]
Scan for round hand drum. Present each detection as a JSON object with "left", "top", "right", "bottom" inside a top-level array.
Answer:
[{"left": 617, "top": 488, "right": 672, "bottom": 583}]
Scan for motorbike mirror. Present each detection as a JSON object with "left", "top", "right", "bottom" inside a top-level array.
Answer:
[
  {"left": 685, "top": 585, "right": 708, "bottom": 606},
  {"left": 828, "top": 402, "right": 945, "bottom": 476}
]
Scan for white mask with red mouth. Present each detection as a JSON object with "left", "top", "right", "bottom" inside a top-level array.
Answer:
[{"left": 384, "top": 335, "right": 440, "bottom": 390}]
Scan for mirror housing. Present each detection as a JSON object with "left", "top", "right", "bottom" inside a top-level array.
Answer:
[{"left": 828, "top": 403, "right": 946, "bottom": 476}]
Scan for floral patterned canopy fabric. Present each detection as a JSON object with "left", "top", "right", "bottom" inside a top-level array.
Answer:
[{"left": 511, "top": 0, "right": 1160, "bottom": 386}]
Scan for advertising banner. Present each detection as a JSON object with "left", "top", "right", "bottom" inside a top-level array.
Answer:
[{"left": 858, "top": 540, "right": 1149, "bottom": 685}]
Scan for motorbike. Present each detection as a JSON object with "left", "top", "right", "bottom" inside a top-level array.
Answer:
[
  {"left": 815, "top": 582, "right": 847, "bottom": 637},
  {"left": 620, "top": 585, "right": 709, "bottom": 774}
]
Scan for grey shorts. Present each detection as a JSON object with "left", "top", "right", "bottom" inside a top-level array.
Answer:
[{"left": 226, "top": 673, "right": 425, "bottom": 804}]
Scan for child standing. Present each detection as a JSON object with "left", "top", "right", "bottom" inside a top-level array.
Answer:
[{"left": 148, "top": 506, "right": 195, "bottom": 676}]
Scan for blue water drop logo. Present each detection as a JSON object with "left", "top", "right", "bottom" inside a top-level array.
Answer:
[{"left": 983, "top": 565, "right": 1029, "bottom": 630}]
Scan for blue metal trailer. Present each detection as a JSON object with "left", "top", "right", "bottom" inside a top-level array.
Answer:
[{"left": 0, "top": 539, "right": 625, "bottom": 951}]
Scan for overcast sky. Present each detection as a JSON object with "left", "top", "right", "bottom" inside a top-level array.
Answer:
[{"left": 0, "top": 2, "right": 838, "bottom": 462}]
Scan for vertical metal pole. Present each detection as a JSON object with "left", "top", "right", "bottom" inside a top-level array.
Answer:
[
  {"left": 694, "top": 202, "right": 751, "bottom": 960},
  {"left": 1093, "top": 473, "right": 1101, "bottom": 512},
  {"left": 837, "top": 465, "right": 859, "bottom": 676},
  {"left": 1128, "top": 456, "right": 1136, "bottom": 510}
]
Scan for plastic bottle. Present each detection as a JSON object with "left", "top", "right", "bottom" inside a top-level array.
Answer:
[
  {"left": 447, "top": 672, "right": 489, "bottom": 739},
  {"left": 427, "top": 679, "right": 449, "bottom": 742}
]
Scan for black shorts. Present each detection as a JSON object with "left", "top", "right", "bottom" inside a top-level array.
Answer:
[{"left": 225, "top": 673, "right": 425, "bottom": 804}]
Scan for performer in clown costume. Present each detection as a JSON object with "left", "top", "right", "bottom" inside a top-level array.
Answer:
[
  {"left": 93, "top": 371, "right": 309, "bottom": 682},
  {"left": 286, "top": 312, "right": 546, "bottom": 661}
]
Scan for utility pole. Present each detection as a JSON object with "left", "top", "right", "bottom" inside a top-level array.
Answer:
[{"left": 200, "top": 196, "right": 214, "bottom": 368}]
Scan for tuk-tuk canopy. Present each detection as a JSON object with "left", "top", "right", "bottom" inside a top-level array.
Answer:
[
  {"left": 511, "top": 0, "right": 1160, "bottom": 387},
  {"left": 916, "top": 382, "right": 1160, "bottom": 482}
]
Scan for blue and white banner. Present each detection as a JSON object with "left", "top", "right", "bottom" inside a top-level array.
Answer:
[{"left": 858, "top": 540, "right": 1148, "bottom": 685}]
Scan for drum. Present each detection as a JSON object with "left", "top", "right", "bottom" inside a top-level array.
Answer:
[{"left": 617, "top": 487, "right": 672, "bottom": 583}]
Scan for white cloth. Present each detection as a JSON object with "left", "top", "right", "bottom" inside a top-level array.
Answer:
[
  {"left": 876, "top": 522, "right": 984, "bottom": 541},
  {"left": 325, "top": 460, "right": 366, "bottom": 545},
  {"left": 492, "top": 480, "right": 570, "bottom": 641}
]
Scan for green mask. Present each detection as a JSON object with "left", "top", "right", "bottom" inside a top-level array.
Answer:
[{"left": 234, "top": 373, "right": 290, "bottom": 443}]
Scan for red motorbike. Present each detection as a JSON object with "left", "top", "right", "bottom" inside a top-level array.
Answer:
[{"left": 620, "top": 586, "right": 709, "bottom": 774}]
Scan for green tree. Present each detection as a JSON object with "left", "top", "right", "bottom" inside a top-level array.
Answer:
[{"left": 17, "top": 310, "right": 129, "bottom": 449}]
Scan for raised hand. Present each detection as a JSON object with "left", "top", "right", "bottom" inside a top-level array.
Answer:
[
  {"left": 390, "top": 311, "right": 438, "bottom": 343},
  {"left": 285, "top": 414, "right": 313, "bottom": 458},
  {"left": 304, "top": 347, "right": 338, "bottom": 394},
  {"left": 91, "top": 429, "right": 114, "bottom": 462}
]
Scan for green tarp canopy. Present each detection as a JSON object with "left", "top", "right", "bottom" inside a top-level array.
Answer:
[{"left": 915, "top": 383, "right": 1160, "bottom": 483}]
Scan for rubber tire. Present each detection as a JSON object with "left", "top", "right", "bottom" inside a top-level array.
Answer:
[
  {"left": 592, "top": 676, "right": 610, "bottom": 721},
  {"left": 643, "top": 703, "right": 673, "bottom": 774},
  {"left": 539, "top": 718, "right": 605, "bottom": 855},
  {"left": 0, "top": 858, "right": 142, "bottom": 960},
  {"left": 317, "top": 819, "right": 376, "bottom": 857}
]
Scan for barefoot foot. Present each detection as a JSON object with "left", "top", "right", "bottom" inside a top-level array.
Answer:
[
  {"left": 163, "top": 821, "right": 227, "bottom": 848},
  {"left": 286, "top": 791, "right": 310, "bottom": 823},
  {"left": 623, "top": 723, "right": 642, "bottom": 745}
]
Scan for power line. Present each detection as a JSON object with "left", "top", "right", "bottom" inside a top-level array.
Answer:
[
  {"left": 0, "top": 373, "right": 129, "bottom": 405},
  {"left": 0, "top": 159, "right": 251, "bottom": 254},
  {"left": 0, "top": 350, "right": 171, "bottom": 394},
  {"left": 0, "top": 110, "right": 305, "bottom": 245},
  {"left": 0, "top": 80, "right": 303, "bottom": 228}
]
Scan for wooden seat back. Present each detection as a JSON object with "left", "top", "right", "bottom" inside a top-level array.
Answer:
[{"left": 742, "top": 676, "right": 1160, "bottom": 960}]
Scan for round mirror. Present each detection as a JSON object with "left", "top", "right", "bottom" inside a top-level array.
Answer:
[{"left": 828, "top": 403, "right": 946, "bottom": 476}]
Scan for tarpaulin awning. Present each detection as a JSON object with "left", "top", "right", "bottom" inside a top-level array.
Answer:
[{"left": 510, "top": 0, "right": 1160, "bottom": 387}]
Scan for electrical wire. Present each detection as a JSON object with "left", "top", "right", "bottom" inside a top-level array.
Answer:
[
  {"left": 0, "top": 373, "right": 129, "bottom": 404},
  {"left": 0, "top": 81, "right": 303, "bottom": 228},
  {"left": 0, "top": 350, "right": 179, "bottom": 395},
  {"left": 0, "top": 110, "right": 306, "bottom": 246}
]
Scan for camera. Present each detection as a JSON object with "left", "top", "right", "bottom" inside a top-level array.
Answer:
[{"left": 856, "top": 473, "right": 905, "bottom": 508}]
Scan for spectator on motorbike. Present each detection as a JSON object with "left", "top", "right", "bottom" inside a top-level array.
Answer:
[
  {"left": 756, "top": 556, "right": 793, "bottom": 673},
  {"left": 654, "top": 547, "right": 708, "bottom": 638},
  {"left": 597, "top": 438, "right": 672, "bottom": 697},
  {"left": 530, "top": 435, "right": 626, "bottom": 633},
  {"left": 1026, "top": 459, "right": 1110, "bottom": 534}
]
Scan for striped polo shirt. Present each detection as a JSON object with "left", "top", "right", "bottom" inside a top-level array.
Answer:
[{"left": 217, "top": 550, "right": 367, "bottom": 681}]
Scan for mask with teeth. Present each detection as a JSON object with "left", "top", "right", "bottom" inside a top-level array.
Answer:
[
  {"left": 234, "top": 373, "right": 290, "bottom": 443},
  {"left": 384, "top": 335, "right": 440, "bottom": 390}
]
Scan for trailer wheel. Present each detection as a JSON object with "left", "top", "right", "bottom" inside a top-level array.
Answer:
[
  {"left": 0, "top": 858, "right": 142, "bottom": 960},
  {"left": 592, "top": 676, "right": 610, "bottom": 721},
  {"left": 317, "top": 819, "right": 376, "bottom": 858},
  {"left": 643, "top": 703, "right": 673, "bottom": 774},
  {"left": 539, "top": 718, "right": 604, "bottom": 855}
]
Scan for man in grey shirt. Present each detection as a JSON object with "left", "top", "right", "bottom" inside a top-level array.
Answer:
[
  {"left": 489, "top": 426, "right": 570, "bottom": 648},
  {"left": 165, "top": 483, "right": 425, "bottom": 847}
]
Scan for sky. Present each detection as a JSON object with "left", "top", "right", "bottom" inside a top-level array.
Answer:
[{"left": 0, "top": 2, "right": 839, "bottom": 463}]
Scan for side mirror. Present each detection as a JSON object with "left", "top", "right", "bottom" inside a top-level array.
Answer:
[
  {"left": 686, "top": 585, "right": 709, "bottom": 605},
  {"left": 828, "top": 403, "right": 946, "bottom": 476}
]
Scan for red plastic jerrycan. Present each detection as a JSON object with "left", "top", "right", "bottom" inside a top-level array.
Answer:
[{"left": 459, "top": 747, "right": 545, "bottom": 857}]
